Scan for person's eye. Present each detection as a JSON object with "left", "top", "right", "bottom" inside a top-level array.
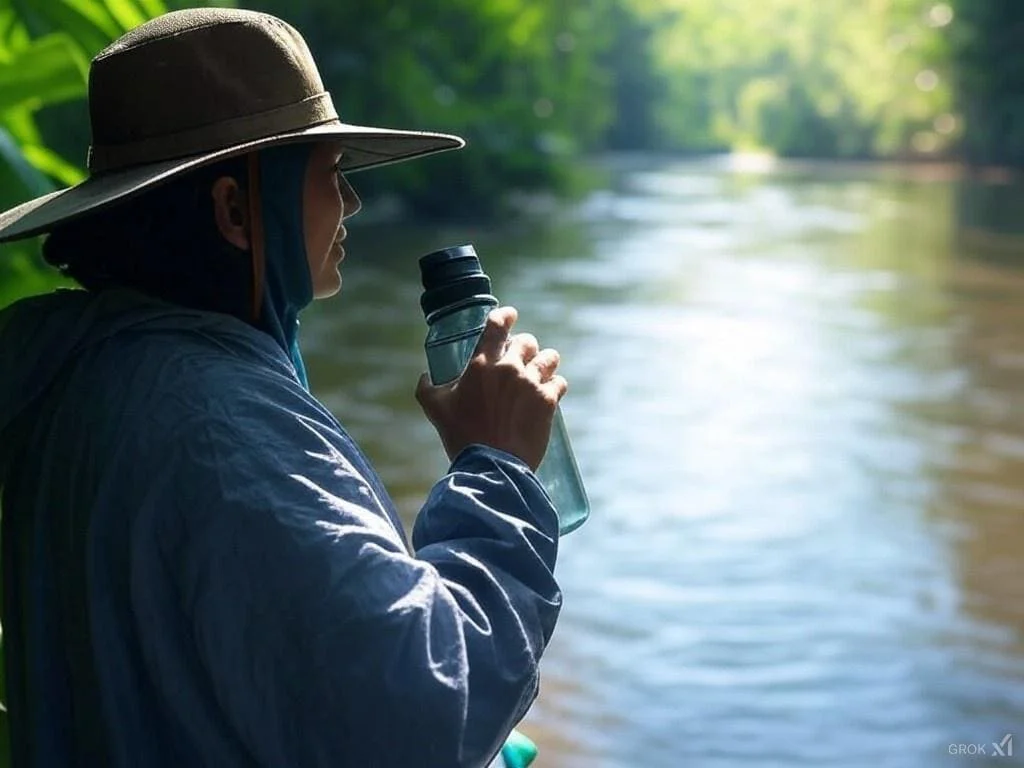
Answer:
[{"left": 332, "top": 163, "right": 346, "bottom": 190}]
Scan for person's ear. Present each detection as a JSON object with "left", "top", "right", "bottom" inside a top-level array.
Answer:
[{"left": 211, "top": 176, "right": 250, "bottom": 250}]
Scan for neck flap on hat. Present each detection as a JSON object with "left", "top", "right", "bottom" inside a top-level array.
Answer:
[{"left": 247, "top": 145, "right": 314, "bottom": 390}]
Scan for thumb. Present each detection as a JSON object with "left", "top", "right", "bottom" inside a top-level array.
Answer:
[
  {"left": 473, "top": 307, "right": 517, "bottom": 364},
  {"left": 415, "top": 371, "right": 453, "bottom": 409},
  {"left": 415, "top": 371, "right": 434, "bottom": 404}
]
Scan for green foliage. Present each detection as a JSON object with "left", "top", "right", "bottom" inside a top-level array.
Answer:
[
  {"left": 0, "top": 0, "right": 1020, "bottom": 232},
  {"left": 248, "top": 0, "right": 623, "bottom": 216},
  {"left": 0, "top": 32, "right": 88, "bottom": 111},
  {"left": 948, "top": 0, "right": 1024, "bottom": 166},
  {"left": 0, "top": 0, "right": 203, "bottom": 309},
  {"left": 638, "top": 0, "right": 956, "bottom": 160}
]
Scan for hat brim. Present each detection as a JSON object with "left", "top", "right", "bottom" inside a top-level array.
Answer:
[{"left": 0, "top": 120, "right": 464, "bottom": 243}]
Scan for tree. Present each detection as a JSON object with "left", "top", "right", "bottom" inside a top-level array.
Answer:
[{"left": 949, "top": 0, "right": 1024, "bottom": 167}]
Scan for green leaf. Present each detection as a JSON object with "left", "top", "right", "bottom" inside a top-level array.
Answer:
[
  {"left": 0, "top": 8, "right": 30, "bottom": 59},
  {"left": 0, "top": 125, "right": 55, "bottom": 204},
  {"left": 21, "top": 144, "right": 85, "bottom": 187},
  {"left": 1, "top": 108, "right": 43, "bottom": 146},
  {"left": 60, "top": 0, "right": 122, "bottom": 40},
  {"left": 0, "top": 32, "right": 89, "bottom": 113},
  {"left": 102, "top": 0, "right": 148, "bottom": 32},
  {"left": 0, "top": 10, "right": 16, "bottom": 61},
  {"left": 134, "top": 0, "right": 169, "bottom": 20},
  {"left": 29, "top": 1, "right": 111, "bottom": 58}
]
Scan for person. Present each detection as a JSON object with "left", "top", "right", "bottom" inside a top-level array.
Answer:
[{"left": 0, "top": 8, "right": 567, "bottom": 767}]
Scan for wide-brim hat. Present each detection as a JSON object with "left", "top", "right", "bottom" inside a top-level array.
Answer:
[{"left": 0, "top": 8, "right": 465, "bottom": 243}]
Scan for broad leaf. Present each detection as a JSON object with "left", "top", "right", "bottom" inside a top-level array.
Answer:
[
  {"left": 56, "top": 0, "right": 121, "bottom": 39},
  {"left": 21, "top": 144, "right": 85, "bottom": 187},
  {"left": 0, "top": 125, "right": 54, "bottom": 204},
  {"left": 135, "top": 0, "right": 168, "bottom": 16},
  {"left": 30, "top": 1, "right": 111, "bottom": 58},
  {"left": 0, "top": 8, "right": 30, "bottom": 59},
  {"left": 1, "top": 108, "right": 43, "bottom": 146},
  {"left": 103, "top": 0, "right": 148, "bottom": 33},
  {"left": 0, "top": 32, "right": 88, "bottom": 113}
]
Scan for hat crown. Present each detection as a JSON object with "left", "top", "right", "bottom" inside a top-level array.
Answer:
[
  {"left": 87, "top": 9, "right": 337, "bottom": 173},
  {"left": 0, "top": 8, "right": 463, "bottom": 245}
]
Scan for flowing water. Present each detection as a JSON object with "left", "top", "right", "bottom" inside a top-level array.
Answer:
[{"left": 302, "top": 156, "right": 1024, "bottom": 767}]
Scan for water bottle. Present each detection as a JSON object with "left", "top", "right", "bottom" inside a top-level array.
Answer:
[{"left": 418, "top": 244, "right": 590, "bottom": 535}]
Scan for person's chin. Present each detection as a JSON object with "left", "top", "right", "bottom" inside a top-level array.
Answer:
[
  {"left": 313, "top": 270, "right": 342, "bottom": 300},
  {"left": 314, "top": 281, "right": 342, "bottom": 300}
]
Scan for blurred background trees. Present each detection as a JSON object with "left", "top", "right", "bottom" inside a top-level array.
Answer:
[
  {"left": 249, "top": 0, "right": 622, "bottom": 217},
  {"left": 948, "top": 0, "right": 1024, "bottom": 167},
  {"left": 0, "top": 0, "right": 1021, "bottom": 276}
]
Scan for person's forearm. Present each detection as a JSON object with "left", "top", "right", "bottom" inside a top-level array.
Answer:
[{"left": 411, "top": 444, "right": 561, "bottom": 762}]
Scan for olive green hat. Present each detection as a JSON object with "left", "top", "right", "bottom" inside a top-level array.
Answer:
[{"left": 0, "top": 7, "right": 465, "bottom": 243}]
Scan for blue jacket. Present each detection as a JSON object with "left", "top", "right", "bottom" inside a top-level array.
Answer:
[{"left": 0, "top": 288, "right": 561, "bottom": 767}]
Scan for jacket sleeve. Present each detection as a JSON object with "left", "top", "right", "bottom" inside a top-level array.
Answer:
[{"left": 156, "top": 385, "right": 562, "bottom": 768}]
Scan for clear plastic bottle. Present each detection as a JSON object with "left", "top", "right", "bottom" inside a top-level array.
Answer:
[{"left": 419, "top": 244, "right": 590, "bottom": 535}]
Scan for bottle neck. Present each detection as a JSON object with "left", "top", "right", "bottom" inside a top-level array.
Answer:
[
  {"left": 424, "top": 294, "right": 499, "bottom": 326},
  {"left": 424, "top": 295, "right": 500, "bottom": 384}
]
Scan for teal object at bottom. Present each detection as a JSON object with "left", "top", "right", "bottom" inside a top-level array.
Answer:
[{"left": 499, "top": 729, "right": 538, "bottom": 768}]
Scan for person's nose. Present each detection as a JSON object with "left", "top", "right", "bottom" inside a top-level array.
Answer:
[{"left": 339, "top": 174, "right": 362, "bottom": 220}]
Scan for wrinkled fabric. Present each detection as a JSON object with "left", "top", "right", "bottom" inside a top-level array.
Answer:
[{"left": 0, "top": 288, "right": 561, "bottom": 767}]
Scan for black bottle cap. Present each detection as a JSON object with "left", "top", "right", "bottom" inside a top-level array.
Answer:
[{"left": 418, "top": 244, "right": 494, "bottom": 317}]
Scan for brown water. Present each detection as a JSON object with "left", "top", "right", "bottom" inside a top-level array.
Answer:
[{"left": 302, "top": 156, "right": 1024, "bottom": 767}]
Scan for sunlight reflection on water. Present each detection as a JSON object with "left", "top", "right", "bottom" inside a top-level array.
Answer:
[{"left": 304, "top": 158, "right": 1024, "bottom": 768}]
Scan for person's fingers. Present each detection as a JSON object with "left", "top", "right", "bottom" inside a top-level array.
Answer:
[
  {"left": 541, "top": 374, "right": 568, "bottom": 404},
  {"left": 414, "top": 371, "right": 434, "bottom": 406},
  {"left": 527, "top": 348, "right": 560, "bottom": 382},
  {"left": 473, "top": 307, "right": 517, "bottom": 364},
  {"left": 504, "top": 333, "right": 540, "bottom": 367},
  {"left": 415, "top": 371, "right": 453, "bottom": 408}
]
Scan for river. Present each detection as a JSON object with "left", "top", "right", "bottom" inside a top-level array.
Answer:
[{"left": 301, "top": 155, "right": 1024, "bottom": 768}]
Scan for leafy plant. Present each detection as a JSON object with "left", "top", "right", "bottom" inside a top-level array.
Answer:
[
  {"left": 0, "top": 0, "right": 236, "bottom": 309},
  {"left": 0, "top": 2, "right": 180, "bottom": 760}
]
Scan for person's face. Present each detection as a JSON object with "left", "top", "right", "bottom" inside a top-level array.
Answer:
[{"left": 303, "top": 142, "right": 350, "bottom": 299}]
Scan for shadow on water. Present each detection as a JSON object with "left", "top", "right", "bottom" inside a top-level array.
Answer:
[{"left": 302, "top": 156, "right": 1024, "bottom": 768}]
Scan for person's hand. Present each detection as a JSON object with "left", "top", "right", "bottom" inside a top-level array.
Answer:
[{"left": 416, "top": 306, "right": 568, "bottom": 471}]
